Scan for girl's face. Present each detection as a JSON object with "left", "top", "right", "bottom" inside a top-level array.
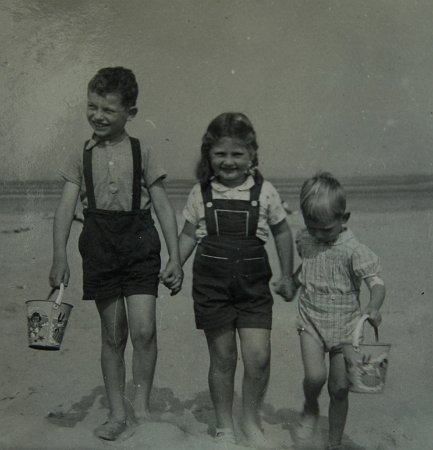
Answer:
[
  {"left": 209, "top": 138, "right": 253, "bottom": 187},
  {"left": 87, "top": 91, "right": 136, "bottom": 142},
  {"left": 304, "top": 216, "right": 346, "bottom": 243}
]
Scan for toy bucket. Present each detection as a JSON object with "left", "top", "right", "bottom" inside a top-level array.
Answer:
[
  {"left": 343, "top": 314, "right": 391, "bottom": 394},
  {"left": 26, "top": 284, "right": 73, "bottom": 350}
]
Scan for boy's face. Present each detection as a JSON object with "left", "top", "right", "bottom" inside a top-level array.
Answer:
[
  {"left": 87, "top": 91, "right": 136, "bottom": 142},
  {"left": 304, "top": 213, "right": 349, "bottom": 244}
]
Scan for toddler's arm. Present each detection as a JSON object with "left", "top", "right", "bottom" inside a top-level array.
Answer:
[
  {"left": 363, "top": 276, "right": 386, "bottom": 327},
  {"left": 270, "top": 219, "right": 296, "bottom": 301},
  {"left": 149, "top": 179, "right": 183, "bottom": 295},
  {"left": 49, "top": 181, "right": 80, "bottom": 288}
]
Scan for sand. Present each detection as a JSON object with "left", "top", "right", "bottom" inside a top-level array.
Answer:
[{"left": 1, "top": 195, "right": 432, "bottom": 450}]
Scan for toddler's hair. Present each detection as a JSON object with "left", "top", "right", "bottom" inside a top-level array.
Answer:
[
  {"left": 300, "top": 172, "right": 346, "bottom": 223},
  {"left": 88, "top": 67, "right": 138, "bottom": 108},
  {"left": 196, "top": 112, "right": 259, "bottom": 184}
]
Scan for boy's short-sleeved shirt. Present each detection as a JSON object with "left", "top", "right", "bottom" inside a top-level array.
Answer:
[
  {"left": 183, "top": 176, "right": 287, "bottom": 242},
  {"left": 295, "top": 227, "right": 381, "bottom": 294},
  {"left": 60, "top": 134, "right": 166, "bottom": 210}
]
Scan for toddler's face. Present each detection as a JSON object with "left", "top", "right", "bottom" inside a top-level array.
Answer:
[
  {"left": 87, "top": 91, "right": 135, "bottom": 142},
  {"left": 304, "top": 216, "right": 345, "bottom": 243},
  {"left": 209, "top": 138, "right": 253, "bottom": 188}
]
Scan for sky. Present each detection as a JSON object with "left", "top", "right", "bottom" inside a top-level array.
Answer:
[{"left": 1, "top": 0, "right": 433, "bottom": 181}]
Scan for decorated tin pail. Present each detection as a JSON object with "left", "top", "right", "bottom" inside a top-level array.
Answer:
[
  {"left": 26, "top": 284, "right": 73, "bottom": 350},
  {"left": 343, "top": 314, "right": 391, "bottom": 394}
]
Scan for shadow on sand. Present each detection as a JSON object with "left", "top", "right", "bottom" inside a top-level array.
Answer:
[{"left": 46, "top": 383, "right": 365, "bottom": 449}]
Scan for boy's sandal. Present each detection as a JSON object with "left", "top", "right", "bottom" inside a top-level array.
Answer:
[
  {"left": 214, "top": 428, "right": 237, "bottom": 445},
  {"left": 94, "top": 419, "right": 127, "bottom": 441}
]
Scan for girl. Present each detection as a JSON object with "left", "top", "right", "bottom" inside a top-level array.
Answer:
[
  {"left": 174, "top": 112, "right": 296, "bottom": 448},
  {"left": 294, "top": 172, "right": 386, "bottom": 450}
]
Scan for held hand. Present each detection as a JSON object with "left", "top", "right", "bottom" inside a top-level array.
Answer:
[
  {"left": 272, "top": 276, "right": 296, "bottom": 302},
  {"left": 160, "top": 260, "right": 183, "bottom": 296},
  {"left": 363, "top": 308, "right": 382, "bottom": 327},
  {"left": 49, "top": 258, "right": 70, "bottom": 288}
]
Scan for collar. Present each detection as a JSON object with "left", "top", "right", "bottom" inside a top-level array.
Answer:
[
  {"left": 85, "top": 132, "right": 129, "bottom": 150},
  {"left": 329, "top": 227, "right": 354, "bottom": 246},
  {"left": 211, "top": 175, "right": 255, "bottom": 192}
]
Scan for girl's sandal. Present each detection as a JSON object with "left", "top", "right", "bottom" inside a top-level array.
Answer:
[
  {"left": 214, "top": 428, "right": 237, "bottom": 445},
  {"left": 94, "top": 419, "right": 127, "bottom": 441}
]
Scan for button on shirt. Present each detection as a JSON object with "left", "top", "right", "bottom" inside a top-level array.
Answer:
[
  {"left": 60, "top": 134, "right": 167, "bottom": 211},
  {"left": 183, "top": 176, "right": 287, "bottom": 242}
]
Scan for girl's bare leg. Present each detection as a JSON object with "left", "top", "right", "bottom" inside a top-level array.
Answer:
[
  {"left": 204, "top": 324, "right": 237, "bottom": 433},
  {"left": 96, "top": 296, "right": 129, "bottom": 424},
  {"left": 238, "top": 327, "right": 274, "bottom": 449},
  {"left": 126, "top": 294, "right": 157, "bottom": 422},
  {"left": 327, "top": 351, "right": 349, "bottom": 447}
]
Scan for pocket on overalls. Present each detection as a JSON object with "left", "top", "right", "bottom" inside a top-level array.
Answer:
[
  {"left": 193, "top": 247, "right": 229, "bottom": 279},
  {"left": 238, "top": 251, "right": 272, "bottom": 282}
]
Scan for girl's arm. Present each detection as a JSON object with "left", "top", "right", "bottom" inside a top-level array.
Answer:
[
  {"left": 363, "top": 277, "right": 386, "bottom": 327},
  {"left": 148, "top": 179, "right": 183, "bottom": 294},
  {"left": 178, "top": 220, "right": 198, "bottom": 266},
  {"left": 49, "top": 181, "right": 80, "bottom": 288},
  {"left": 270, "top": 219, "right": 296, "bottom": 301}
]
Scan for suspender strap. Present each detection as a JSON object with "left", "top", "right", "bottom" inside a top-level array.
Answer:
[
  {"left": 82, "top": 137, "right": 142, "bottom": 211},
  {"left": 247, "top": 172, "right": 263, "bottom": 236},
  {"left": 201, "top": 182, "right": 217, "bottom": 235},
  {"left": 83, "top": 140, "right": 97, "bottom": 209},
  {"left": 200, "top": 173, "right": 264, "bottom": 237},
  {"left": 130, "top": 137, "right": 142, "bottom": 211}
]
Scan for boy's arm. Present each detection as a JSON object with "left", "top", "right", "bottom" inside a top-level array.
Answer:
[
  {"left": 270, "top": 219, "right": 296, "bottom": 301},
  {"left": 148, "top": 179, "right": 183, "bottom": 293},
  {"left": 363, "top": 277, "right": 386, "bottom": 327},
  {"left": 178, "top": 220, "right": 198, "bottom": 266},
  {"left": 49, "top": 181, "right": 80, "bottom": 288}
]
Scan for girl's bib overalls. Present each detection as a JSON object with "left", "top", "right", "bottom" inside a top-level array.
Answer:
[
  {"left": 192, "top": 175, "right": 273, "bottom": 330},
  {"left": 79, "top": 137, "right": 161, "bottom": 301}
]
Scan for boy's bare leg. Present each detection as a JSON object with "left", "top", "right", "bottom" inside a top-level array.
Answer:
[
  {"left": 204, "top": 325, "right": 237, "bottom": 434},
  {"left": 96, "top": 297, "right": 129, "bottom": 424},
  {"left": 327, "top": 351, "right": 349, "bottom": 447},
  {"left": 297, "top": 330, "right": 327, "bottom": 440},
  {"left": 238, "top": 328, "right": 275, "bottom": 449},
  {"left": 126, "top": 294, "right": 157, "bottom": 422}
]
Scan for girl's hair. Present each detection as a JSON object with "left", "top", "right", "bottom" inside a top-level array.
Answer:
[
  {"left": 300, "top": 172, "right": 346, "bottom": 223},
  {"left": 196, "top": 112, "right": 259, "bottom": 184},
  {"left": 88, "top": 67, "right": 138, "bottom": 108}
]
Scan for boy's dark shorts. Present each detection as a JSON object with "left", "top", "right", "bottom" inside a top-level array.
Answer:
[
  {"left": 78, "top": 209, "right": 161, "bottom": 301},
  {"left": 192, "top": 238, "right": 273, "bottom": 330}
]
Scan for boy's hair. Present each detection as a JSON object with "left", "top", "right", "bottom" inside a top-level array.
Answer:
[
  {"left": 300, "top": 172, "right": 346, "bottom": 223},
  {"left": 196, "top": 112, "right": 259, "bottom": 184},
  {"left": 88, "top": 67, "right": 138, "bottom": 108}
]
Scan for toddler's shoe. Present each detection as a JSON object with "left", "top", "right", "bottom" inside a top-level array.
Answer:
[
  {"left": 94, "top": 418, "right": 127, "bottom": 441},
  {"left": 214, "top": 427, "right": 237, "bottom": 445}
]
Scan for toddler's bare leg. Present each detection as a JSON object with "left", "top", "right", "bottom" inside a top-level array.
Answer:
[
  {"left": 96, "top": 296, "right": 128, "bottom": 424},
  {"left": 204, "top": 324, "right": 237, "bottom": 434},
  {"left": 126, "top": 294, "right": 157, "bottom": 422},
  {"left": 297, "top": 330, "right": 327, "bottom": 440},
  {"left": 327, "top": 351, "right": 349, "bottom": 447}
]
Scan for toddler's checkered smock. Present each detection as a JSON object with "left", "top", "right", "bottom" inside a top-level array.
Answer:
[{"left": 296, "top": 228, "right": 381, "bottom": 350}]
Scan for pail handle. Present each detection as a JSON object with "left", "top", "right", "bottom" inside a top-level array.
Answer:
[
  {"left": 352, "top": 314, "right": 379, "bottom": 350},
  {"left": 47, "top": 283, "right": 65, "bottom": 310}
]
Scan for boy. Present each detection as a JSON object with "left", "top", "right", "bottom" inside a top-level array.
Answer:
[{"left": 49, "top": 67, "right": 182, "bottom": 440}]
